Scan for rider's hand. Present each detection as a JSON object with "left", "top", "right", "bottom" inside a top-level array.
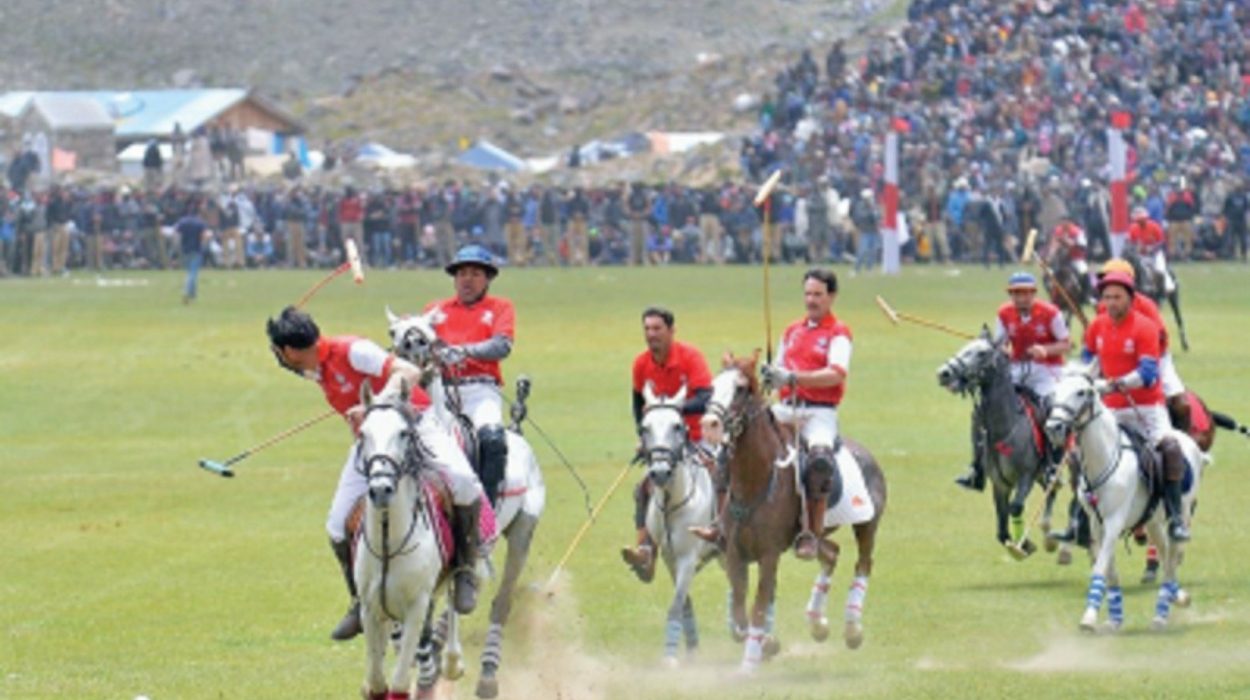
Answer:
[
  {"left": 345, "top": 405, "right": 366, "bottom": 436},
  {"left": 761, "top": 364, "right": 796, "bottom": 390},
  {"left": 1093, "top": 379, "right": 1117, "bottom": 395},
  {"left": 438, "top": 344, "right": 467, "bottom": 366},
  {"left": 1027, "top": 345, "right": 1048, "bottom": 361}
]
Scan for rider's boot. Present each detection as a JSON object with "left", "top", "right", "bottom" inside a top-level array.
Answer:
[
  {"left": 451, "top": 501, "right": 482, "bottom": 614},
  {"left": 620, "top": 478, "right": 656, "bottom": 582},
  {"left": 1167, "top": 393, "right": 1192, "bottom": 434},
  {"left": 1050, "top": 497, "right": 1083, "bottom": 544},
  {"left": 1160, "top": 437, "right": 1191, "bottom": 542},
  {"left": 620, "top": 529, "right": 656, "bottom": 583},
  {"left": 955, "top": 426, "right": 986, "bottom": 491},
  {"left": 477, "top": 425, "right": 508, "bottom": 508},
  {"left": 329, "top": 538, "right": 363, "bottom": 641},
  {"left": 795, "top": 448, "right": 837, "bottom": 560},
  {"left": 690, "top": 455, "right": 730, "bottom": 548}
]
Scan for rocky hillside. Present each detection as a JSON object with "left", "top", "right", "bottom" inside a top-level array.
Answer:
[{"left": 1, "top": 0, "right": 905, "bottom": 175}]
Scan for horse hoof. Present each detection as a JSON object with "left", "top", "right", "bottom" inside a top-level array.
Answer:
[
  {"left": 1151, "top": 616, "right": 1169, "bottom": 631},
  {"left": 1103, "top": 619, "right": 1123, "bottom": 634},
  {"left": 1141, "top": 568, "right": 1159, "bottom": 585},
  {"left": 475, "top": 676, "right": 499, "bottom": 699},
  {"left": 761, "top": 635, "right": 781, "bottom": 660},
  {"left": 1174, "top": 589, "right": 1191, "bottom": 608},
  {"left": 444, "top": 652, "right": 465, "bottom": 681},
  {"left": 1079, "top": 609, "right": 1098, "bottom": 632},
  {"left": 416, "top": 686, "right": 436, "bottom": 700},
  {"left": 1043, "top": 535, "right": 1059, "bottom": 553},
  {"left": 662, "top": 655, "right": 680, "bottom": 669},
  {"left": 730, "top": 625, "right": 747, "bottom": 643},
  {"left": 1004, "top": 542, "right": 1030, "bottom": 561},
  {"left": 809, "top": 614, "right": 830, "bottom": 643},
  {"left": 1056, "top": 548, "right": 1072, "bottom": 566},
  {"left": 844, "top": 622, "right": 864, "bottom": 650},
  {"left": 735, "top": 661, "right": 759, "bottom": 676}
]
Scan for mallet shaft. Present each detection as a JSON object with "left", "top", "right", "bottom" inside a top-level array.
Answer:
[{"left": 544, "top": 458, "right": 635, "bottom": 591}]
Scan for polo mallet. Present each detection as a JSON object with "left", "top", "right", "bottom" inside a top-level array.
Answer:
[
  {"left": 197, "top": 408, "right": 338, "bottom": 477},
  {"left": 1023, "top": 228, "right": 1089, "bottom": 329},
  {"left": 876, "top": 295, "right": 976, "bottom": 340},
  {"left": 544, "top": 455, "right": 639, "bottom": 595},
  {"left": 293, "top": 238, "right": 365, "bottom": 308},
  {"left": 755, "top": 169, "right": 783, "bottom": 363}
]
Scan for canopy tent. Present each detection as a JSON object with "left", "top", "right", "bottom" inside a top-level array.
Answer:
[{"left": 457, "top": 140, "right": 527, "bottom": 172}]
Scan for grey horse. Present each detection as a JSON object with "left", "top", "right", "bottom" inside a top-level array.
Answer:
[{"left": 938, "top": 334, "right": 1061, "bottom": 559}]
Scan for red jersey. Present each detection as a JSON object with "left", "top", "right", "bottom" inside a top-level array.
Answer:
[
  {"left": 777, "top": 313, "right": 852, "bottom": 406},
  {"left": 1051, "top": 222, "right": 1087, "bottom": 259},
  {"left": 424, "top": 295, "right": 515, "bottom": 385},
  {"left": 1084, "top": 310, "right": 1164, "bottom": 409},
  {"left": 338, "top": 196, "right": 364, "bottom": 224},
  {"left": 1096, "top": 293, "right": 1168, "bottom": 354},
  {"left": 1129, "top": 218, "right": 1165, "bottom": 251},
  {"left": 996, "top": 300, "right": 1067, "bottom": 366},
  {"left": 315, "top": 336, "right": 431, "bottom": 416},
  {"left": 633, "top": 341, "right": 713, "bottom": 440}
]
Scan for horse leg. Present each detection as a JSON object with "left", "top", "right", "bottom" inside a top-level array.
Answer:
[
  {"left": 726, "top": 554, "right": 749, "bottom": 642},
  {"left": 1148, "top": 518, "right": 1180, "bottom": 630},
  {"left": 394, "top": 592, "right": 435, "bottom": 700},
  {"left": 664, "top": 556, "right": 698, "bottom": 665},
  {"left": 844, "top": 521, "right": 877, "bottom": 650},
  {"left": 1168, "top": 290, "right": 1189, "bottom": 352},
  {"left": 477, "top": 512, "right": 537, "bottom": 700},
  {"left": 740, "top": 554, "right": 780, "bottom": 671},
  {"left": 806, "top": 537, "right": 840, "bottom": 643},
  {"left": 1041, "top": 487, "right": 1058, "bottom": 553},
  {"left": 1081, "top": 512, "right": 1120, "bottom": 632},
  {"left": 361, "top": 607, "right": 389, "bottom": 700},
  {"left": 435, "top": 606, "right": 464, "bottom": 682},
  {"left": 681, "top": 595, "right": 699, "bottom": 656},
  {"left": 1005, "top": 469, "right": 1035, "bottom": 559}
]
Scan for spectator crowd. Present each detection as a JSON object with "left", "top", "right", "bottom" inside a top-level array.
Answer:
[{"left": 4, "top": 0, "right": 1250, "bottom": 278}]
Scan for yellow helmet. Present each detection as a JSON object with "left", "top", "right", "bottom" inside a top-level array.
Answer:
[{"left": 1099, "top": 258, "right": 1135, "bottom": 280}]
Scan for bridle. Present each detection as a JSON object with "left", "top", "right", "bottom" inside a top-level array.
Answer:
[
  {"left": 1047, "top": 374, "right": 1122, "bottom": 495},
  {"left": 356, "top": 401, "right": 432, "bottom": 621},
  {"left": 705, "top": 368, "right": 778, "bottom": 524},
  {"left": 639, "top": 402, "right": 688, "bottom": 467}
]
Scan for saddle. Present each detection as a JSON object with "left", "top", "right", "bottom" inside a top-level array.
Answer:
[{"left": 348, "top": 477, "right": 499, "bottom": 570}]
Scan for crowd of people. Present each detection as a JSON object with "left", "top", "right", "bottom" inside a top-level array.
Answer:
[
  {"left": 745, "top": 0, "right": 1250, "bottom": 266},
  {"left": 5, "top": 1, "right": 1250, "bottom": 279}
]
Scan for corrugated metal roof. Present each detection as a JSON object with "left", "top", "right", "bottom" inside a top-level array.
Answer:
[
  {"left": 0, "top": 89, "right": 300, "bottom": 137},
  {"left": 29, "top": 94, "right": 114, "bottom": 130}
]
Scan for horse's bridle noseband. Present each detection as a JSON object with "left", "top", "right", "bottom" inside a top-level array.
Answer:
[{"left": 640, "top": 402, "right": 688, "bottom": 465}]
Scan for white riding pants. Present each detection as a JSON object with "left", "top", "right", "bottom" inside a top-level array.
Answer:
[
  {"left": 1010, "top": 361, "right": 1062, "bottom": 399},
  {"left": 326, "top": 413, "right": 483, "bottom": 542},
  {"left": 1160, "top": 352, "right": 1184, "bottom": 399},
  {"left": 770, "top": 403, "right": 840, "bottom": 450},
  {"left": 455, "top": 382, "right": 504, "bottom": 430},
  {"left": 1111, "top": 403, "right": 1171, "bottom": 446}
]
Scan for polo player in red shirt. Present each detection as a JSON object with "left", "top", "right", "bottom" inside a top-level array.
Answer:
[
  {"left": 423, "top": 245, "right": 516, "bottom": 509},
  {"left": 762, "top": 269, "right": 852, "bottom": 560},
  {"left": 267, "top": 306, "right": 486, "bottom": 640},
  {"left": 1084, "top": 272, "right": 1190, "bottom": 542},
  {"left": 620, "top": 306, "right": 713, "bottom": 582}
]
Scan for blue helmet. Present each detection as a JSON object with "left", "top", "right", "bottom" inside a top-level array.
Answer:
[
  {"left": 446, "top": 245, "right": 499, "bottom": 277},
  {"left": 1006, "top": 271, "right": 1037, "bottom": 291}
]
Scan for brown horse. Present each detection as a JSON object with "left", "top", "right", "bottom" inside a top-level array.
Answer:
[
  {"left": 701, "top": 352, "right": 887, "bottom": 671},
  {"left": 1044, "top": 247, "right": 1091, "bottom": 326}
]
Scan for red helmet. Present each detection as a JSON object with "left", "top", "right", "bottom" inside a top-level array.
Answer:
[{"left": 1096, "top": 271, "right": 1136, "bottom": 296}]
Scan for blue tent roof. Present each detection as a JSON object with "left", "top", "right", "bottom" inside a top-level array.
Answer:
[{"left": 457, "top": 140, "right": 526, "bottom": 172}]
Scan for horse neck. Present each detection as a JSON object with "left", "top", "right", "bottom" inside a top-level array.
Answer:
[
  {"left": 978, "top": 358, "right": 1022, "bottom": 438},
  {"left": 660, "top": 450, "right": 697, "bottom": 502},
  {"left": 1077, "top": 402, "right": 1121, "bottom": 481},
  {"left": 428, "top": 375, "right": 456, "bottom": 425},
  {"left": 727, "top": 398, "right": 782, "bottom": 497}
]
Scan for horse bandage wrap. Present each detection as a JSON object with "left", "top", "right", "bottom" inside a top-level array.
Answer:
[{"left": 478, "top": 425, "right": 508, "bottom": 507}]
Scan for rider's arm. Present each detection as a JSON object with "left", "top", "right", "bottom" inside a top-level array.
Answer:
[
  {"left": 460, "top": 334, "right": 513, "bottom": 361},
  {"left": 680, "top": 387, "right": 712, "bottom": 416},
  {"left": 794, "top": 335, "right": 850, "bottom": 388},
  {"left": 382, "top": 356, "right": 424, "bottom": 396},
  {"left": 632, "top": 390, "right": 644, "bottom": 427}
]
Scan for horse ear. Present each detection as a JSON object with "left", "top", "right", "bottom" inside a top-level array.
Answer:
[
  {"left": 749, "top": 348, "right": 760, "bottom": 367},
  {"left": 673, "top": 381, "right": 687, "bottom": 406},
  {"left": 642, "top": 380, "right": 657, "bottom": 406},
  {"left": 385, "top": 305, "right": 400, "bottom": 327},
  {"left": 722, "top": 350, "right": 734, "bottom": 368},
  {"left": 979, "top": 324, "right": 991, "bottom": 341}
]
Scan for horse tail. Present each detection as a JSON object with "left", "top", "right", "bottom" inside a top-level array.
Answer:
[{"left": 1211, "top": 410, "right": 1250, "bottom": 439}]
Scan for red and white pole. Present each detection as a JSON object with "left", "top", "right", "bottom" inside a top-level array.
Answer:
[{"left": 1108, "top": 111, "right": 1131, "bottom": 259}]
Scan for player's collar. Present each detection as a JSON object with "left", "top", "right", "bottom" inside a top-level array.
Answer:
[{"left": 805, "top": 312, "right": 835, "bottom": 329}]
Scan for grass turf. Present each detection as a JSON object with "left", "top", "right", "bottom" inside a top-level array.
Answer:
[{"left": 2, "top": 263, "right": 1248, "bottom": 699}]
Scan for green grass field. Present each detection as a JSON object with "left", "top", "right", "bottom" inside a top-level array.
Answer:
[{"left": 3, "top": 263, "right": 1249, "bottom": 699}]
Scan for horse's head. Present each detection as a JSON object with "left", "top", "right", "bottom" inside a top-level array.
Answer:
[
  {"left": 702, "top": 350, "right": 760, "bottom": 444},
  {"left": 387, "top": 307, "right": 440, "bottom": 369},
  {"left": 638, "top": 381, "right": 689, "bottom": 487},
  {"left": 1044, "top": 363, "right": 1100, "bottom": 445},
  {"left": 357, "top": 379, "right": 419, "bottom": 510},
  {"left": 937, "top": 330, "right": 1004, "bottom": 393}
]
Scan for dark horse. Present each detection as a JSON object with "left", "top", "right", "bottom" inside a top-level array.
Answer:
[
  {"left": 938, "top": 334, "right": 1063, "bottom": 560},
  {"left": 1124, "top": 247, "right": 1189, "bottom": 351},
  {"left": 1044, "top": 248, "right": 1091, "bottom": 327},
  {"left": 701, "top": 352, "right": 887, "bottom": 671}
]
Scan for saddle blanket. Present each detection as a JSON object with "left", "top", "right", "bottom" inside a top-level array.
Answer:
[
  {"left": 424, "top": 477, "right": 499, "bottom": 568},
  {"left": 822, "top": 446, "right": 876, "bottom": 528}
]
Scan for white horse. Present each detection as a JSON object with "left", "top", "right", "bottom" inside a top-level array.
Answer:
[
  {"left": 637, "top": 381, "right": 719, "bottom": 665},
  {"left": 387, "top": 309, "right": 546, "bottom": 699},
  {"left": 1044, "top": 366, "right": 1206, "bottom": 631},
  {"left": 356, "top": 381, "right": 445, "bottom": 700}
]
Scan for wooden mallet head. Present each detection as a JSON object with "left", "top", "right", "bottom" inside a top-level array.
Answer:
[{"left": 345, "top": 239, "right": 365, "bottom": 284}]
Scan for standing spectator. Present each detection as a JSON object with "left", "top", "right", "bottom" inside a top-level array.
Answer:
[
  {"left": 142, "top": 140, "right": 164, "bottom": 193},
  {"left": 25, "top": 191, "right": 48, "bottom": 276},
  {"left": 566, "top": 187, "right": 590, "bottom": 266},
  {"left": 364, "top": 190, "right": 392, "bottom": 268},
  {"left": 699, "top": 186, "right": 725, "bottom": 264},
  {"left": 850, "top": 188, "right": 881, "bottom": 274},
  {"left": 539, "top": 186, "right": 560, "bottom": 266},
  {"left": 46, "top": 184, "right": 73, "bottom": 276},
  {"left": 504, "top": 187, "right": 527, "bottom": 267},
  {"left": 1164, "top": 178, "right": 1199, "bottom": 261},
  {"left": 176, "top": 206, "right": 210, "bottom": 304},
  {"left": 1223, "top": 177, "right": 1249, "bottom": 262},
  {"left": 627, "top": 182, "right": 649, "bottom": 266},
  {"left": 285, "top": 187, "right": 309, "bottom": 269},
  {"left": 338, "top": 186, "right": 365, "bottom": 263},
  {"left": 396, "top": 186, "right": 421, "bottom": 268}
]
